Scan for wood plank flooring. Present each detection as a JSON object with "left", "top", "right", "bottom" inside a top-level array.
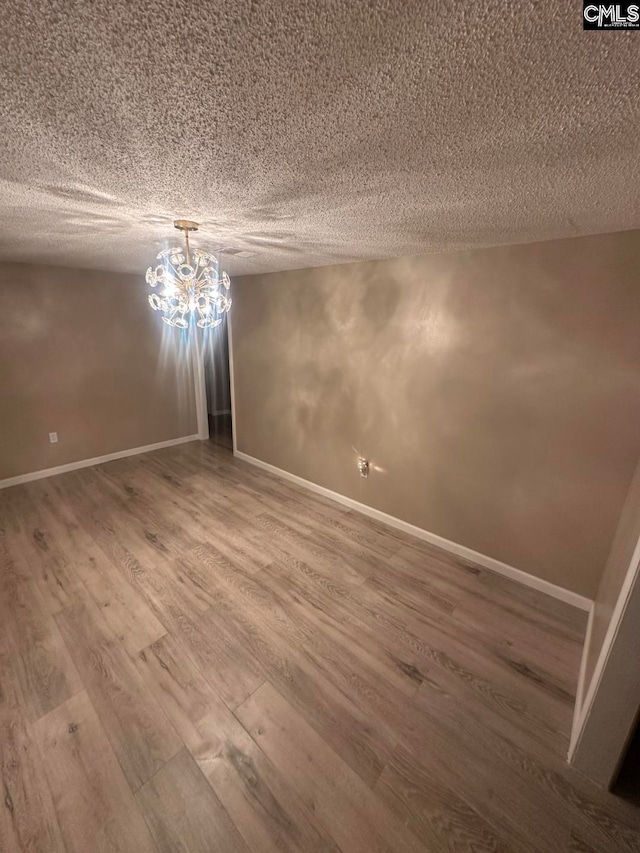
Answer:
[{"left": 1, "top": 440, "right": 639, "bottom": 852}]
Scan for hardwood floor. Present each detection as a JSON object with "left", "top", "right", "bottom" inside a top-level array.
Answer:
[{"left": 1, "top": 440, "right": 639, "bottom": 852}]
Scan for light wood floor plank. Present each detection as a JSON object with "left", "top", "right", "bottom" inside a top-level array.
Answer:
[
  {"left": 32, "top": 690, "right": 157, "bottom": 853},
  {"left": 0, "top": 562, "right": 82, "bottom": 723},
  {"left": 54, "top": 590, "right": 182, "bottom": 790},
  {"left": 236, "top": 680, "right": 427, "bottom": 853},
  {"left": 29, "top": 476, "right": 168, "bottom": 654},
  {"left": 262, "top": 556, "right": 568, "bottom": 758},
  {"left": 134, "top": 633, "right": 339, "bottom": 853},
  {"left": 413, "top": 664, "right": 640, "bottom": 852},
  {"left": 374, "top": 744, "right": 504, "bottom": 853},
  {"left": 0, "top": 636, "right": 67, "bottom": 853},
  {"left": 187, "top": 556, "right": 398, "bottom": 785},
  {"left": 3, "top": 484, "right": 83, "bottom": 614},
  {"left": 135, "top": 748, "right": 249, "bottom": 853}
]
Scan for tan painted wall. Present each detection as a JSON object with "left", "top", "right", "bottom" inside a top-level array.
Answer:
[
  {"left": 583, "top": 457, "right": 640, "bottom": 690},
  {"left": 0, "top": 262, "right": 197, "bottom": 480},
  {"left": 231, "top": 230, "right": 640, "bottom": 598}
]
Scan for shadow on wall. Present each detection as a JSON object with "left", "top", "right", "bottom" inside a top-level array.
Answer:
[{"left": 286, "top": 267, "right": 404, "bottom": 459}]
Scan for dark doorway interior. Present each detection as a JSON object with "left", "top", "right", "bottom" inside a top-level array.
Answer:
[
  {"left": 204, "top": 316, "right": 233, "bottom": 450},
  {"left": 613, "top": 712, "right": 640, "bottom": 806}
]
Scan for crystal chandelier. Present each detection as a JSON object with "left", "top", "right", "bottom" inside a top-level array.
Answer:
[{"left": 145, "top": 219, "right": 231, "bottom": 329}]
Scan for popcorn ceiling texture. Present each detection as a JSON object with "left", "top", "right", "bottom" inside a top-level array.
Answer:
[{"left": 1, "top": 0, "right": 639, "bottom": 276}]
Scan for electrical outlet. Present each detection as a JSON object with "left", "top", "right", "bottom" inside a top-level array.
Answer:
[{"left": 49, "top": 432, "right": 58, "bottom": 444}]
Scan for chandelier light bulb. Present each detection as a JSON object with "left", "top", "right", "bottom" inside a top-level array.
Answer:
[{"left": 145, "top": 220, "right": 231, "bottom": 328}]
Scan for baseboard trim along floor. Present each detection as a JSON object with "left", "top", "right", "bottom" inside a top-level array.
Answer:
[
  {"left": 235, "top": 450, "right": 593, "bottom": 613},
  {"left": 0, "top": 434, "right": 200, "bottom": 490}
]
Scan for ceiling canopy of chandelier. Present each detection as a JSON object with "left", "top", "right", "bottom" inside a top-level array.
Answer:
[{"left": 146, "top": 220, "right": 231, "bottom": 329}]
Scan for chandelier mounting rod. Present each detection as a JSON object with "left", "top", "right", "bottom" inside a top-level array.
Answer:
[{"left": 174, "top": 219, "right": 199, "bottom": 265}]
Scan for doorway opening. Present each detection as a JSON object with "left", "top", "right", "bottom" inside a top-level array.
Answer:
[
  {"left": 203, "top": 316, "right": 233, "bottom": 450},
  {"left": 613, "top": 711, "right": 640, "bottom": 805}
]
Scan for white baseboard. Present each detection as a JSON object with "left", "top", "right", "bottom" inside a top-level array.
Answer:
[
  {"left": 234, "top": 450, "right": 592, "bottom": 613},
  {"left": 0, "top": 434, "right": 199, "bottom": 490}
]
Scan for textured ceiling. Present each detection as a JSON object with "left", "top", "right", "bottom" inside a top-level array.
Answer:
[{"left": 1, "top": 1, "right": 639, "bottom": 276}]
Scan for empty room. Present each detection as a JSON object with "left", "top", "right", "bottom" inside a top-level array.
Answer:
[{"left": 2, "top": 2, "right": 640, "bottom": 851}]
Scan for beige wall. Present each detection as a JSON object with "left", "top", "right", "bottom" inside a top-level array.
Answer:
[
  {"left": 0, "top": 262, "right": 197, "bottom": 480},
  {"left": 232, "top": 230, "right": 640, "bottom": 598},
  {"left": 583, "top": 457, "right": 640, "bottom": 690}
]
